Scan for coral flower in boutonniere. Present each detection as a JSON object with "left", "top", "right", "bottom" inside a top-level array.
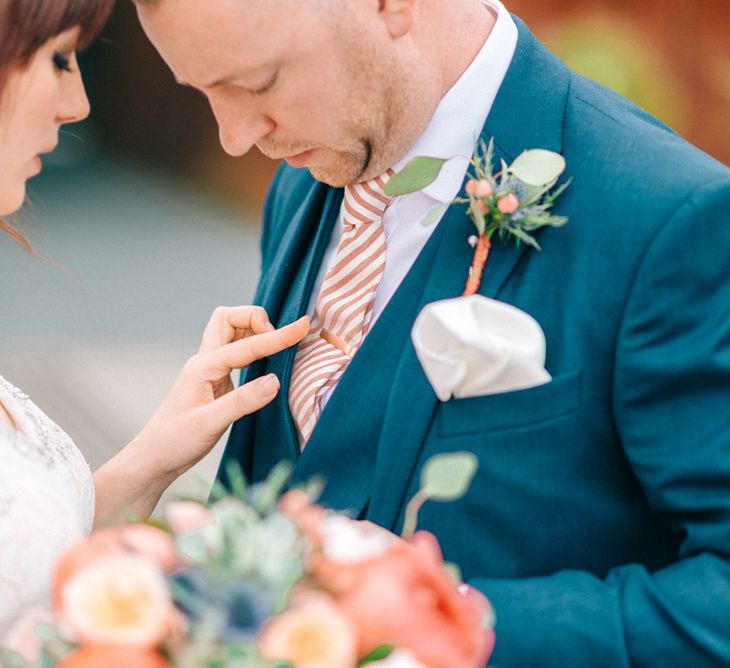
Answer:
[{"left": 385, "top": 139, "right": 571, "bottom": 295}]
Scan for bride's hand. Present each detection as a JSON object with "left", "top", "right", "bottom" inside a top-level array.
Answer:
[{"left": 136, "top": 306, "right": 309, "bottom": 480}]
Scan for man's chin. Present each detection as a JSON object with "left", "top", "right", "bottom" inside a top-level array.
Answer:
[
  {"left": 306, "top": 157, "right": 367, "bottom": 188},
  {"left": 264, "top": 144, "right": 365, "bottom": 186}
]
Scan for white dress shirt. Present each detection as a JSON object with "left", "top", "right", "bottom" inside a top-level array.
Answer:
[{"left": 309, "top": 0, "right": 518, "bottom": 407}]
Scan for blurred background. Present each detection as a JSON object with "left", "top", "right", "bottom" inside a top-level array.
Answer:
[{"left": 1, "top": 0, "right": 728, "bottom": 510}]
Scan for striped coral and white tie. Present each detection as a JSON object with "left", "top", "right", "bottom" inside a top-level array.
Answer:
[{"left": 289, "top": 170, "right": 395, "bottom": 446}]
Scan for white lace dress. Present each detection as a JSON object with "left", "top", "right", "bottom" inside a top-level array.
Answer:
[{"left": 0, "top": 375, "right": 94, "bottom": 637}]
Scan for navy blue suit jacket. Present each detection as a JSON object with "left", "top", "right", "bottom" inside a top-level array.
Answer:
[{"left": 219, "top": 18, "right": 730, "bottom": 667}]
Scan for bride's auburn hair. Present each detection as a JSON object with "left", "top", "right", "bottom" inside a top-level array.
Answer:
[{"left": 0, "top": 0, "right": 114, "bottom": 250}]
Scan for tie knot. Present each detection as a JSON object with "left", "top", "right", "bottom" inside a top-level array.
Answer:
[{"left": 343, "top": 169, "right": 395, "bottom": 226}]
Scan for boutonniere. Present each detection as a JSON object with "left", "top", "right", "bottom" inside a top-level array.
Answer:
[{"left": 385, "top": 139, "right": 571, "bottom": 295}]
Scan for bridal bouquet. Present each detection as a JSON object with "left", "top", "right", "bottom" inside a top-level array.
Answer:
[{"left": 2, "top": 455, "right": 494, "bottom": 668}]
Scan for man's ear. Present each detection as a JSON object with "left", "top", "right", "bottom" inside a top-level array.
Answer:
[{"left": 379, "top": 0, "right": 416, "bottom": 38}]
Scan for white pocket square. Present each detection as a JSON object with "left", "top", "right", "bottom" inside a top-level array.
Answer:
[{"left": 411, "top": 295, "right": 551, "bottom": 402}]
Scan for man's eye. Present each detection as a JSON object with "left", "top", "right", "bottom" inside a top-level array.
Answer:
[
  {"left": 53, "top": 52, "right": 73, "bottom": 73},
  {"left": 250, "top": 72, "right": 279, "bottom": 96}
]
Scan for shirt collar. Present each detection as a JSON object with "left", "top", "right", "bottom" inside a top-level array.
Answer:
[{"left": 391, "top": 0, "right": 518, "bottom": 204}]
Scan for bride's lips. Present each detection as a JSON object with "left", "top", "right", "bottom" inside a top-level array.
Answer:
[
  {"left": 30, "top": 144, "right": 57, "bottom": 175},
  {"left": 284, "top": 149, "right": 314, "bottom": 168}
]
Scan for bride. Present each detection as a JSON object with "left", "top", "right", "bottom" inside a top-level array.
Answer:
[{"left": 0, "top": 0, "right": 308, "bottom": 636}]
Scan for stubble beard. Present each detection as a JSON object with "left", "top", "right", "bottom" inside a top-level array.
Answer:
[
  {"left": 258, "top": 31, "right": 428, "bottom": 188},
  {"left": 301, "top": 37, "right": 413, "bottom": 187}
]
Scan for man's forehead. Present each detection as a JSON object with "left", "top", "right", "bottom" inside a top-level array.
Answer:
[
  {"left": 139, "top": 0, "right": 315, "bottom": 30},
  {"left": 139, "top": 0, "right": 292, "bottom": 78}
]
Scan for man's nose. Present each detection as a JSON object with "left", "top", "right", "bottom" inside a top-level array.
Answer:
[
  {"left": 57, "top": 69, "right": 91, "bottom": 124},
  {"left": 210, "top": 96, "right": 276, "bottom": 157}
]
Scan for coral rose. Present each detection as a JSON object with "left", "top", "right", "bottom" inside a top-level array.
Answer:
[
  {"left": 57, "top": 645, "right": 171, "bottom": 668},
  {"left": 313, "top": 531, "right": 494, "bottom": 668},
  {"left": 58, "top": 553, "right": 175, "bottom": 647},
  {"left": 258, "top": 595, "right": 358, "bottom": 668}
]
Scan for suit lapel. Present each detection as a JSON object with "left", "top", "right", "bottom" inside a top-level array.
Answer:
[
  {"left": 369, "top": 18, "right": 571, "bottom": 531},
  {"left": 257, "top": 180, "right": 340, "bottom": 326},
  {"left": 253, "top": 183, "right": 345, "bottom": 470}
]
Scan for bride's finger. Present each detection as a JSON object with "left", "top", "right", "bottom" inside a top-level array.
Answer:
[
  {"left": 205, "top": 373, "right": 281, "bottom": 429},
  {"left": 208, "top": 316, "right": 310, "bottom": 375},
  {"left": 198, "top": 306, "right": 273, "bottom": 353}
]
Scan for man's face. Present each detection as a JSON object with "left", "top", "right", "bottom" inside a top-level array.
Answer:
[{"left": 138, "top": 0, "right": 436, "bottom": 186}]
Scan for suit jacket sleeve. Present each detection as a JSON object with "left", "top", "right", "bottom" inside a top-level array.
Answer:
[{"left": 471, "top": 178, "right": 730, "bottom": 668}]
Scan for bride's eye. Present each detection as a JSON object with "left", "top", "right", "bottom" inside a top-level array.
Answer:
[{"left": 53, "top": 52, "right": 74, "bottom": 73}]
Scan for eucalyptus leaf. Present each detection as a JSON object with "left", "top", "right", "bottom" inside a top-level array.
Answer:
[
  {"left": 38, "top": 653, "right": 57, "bottom": 668},
  {"left": 34, "top": 623, "right": 62, "bottom": 643},
  {"left": 508, "top": 225, "right": 541, "bottom": 250},
  {"left": 518, "top": 182, "right": 552, "bottom": 208},
  {"left": 225, "top": 460, "right": 249, "bottom": 501},
  {"left": 385, "top": 157, "right": 448, "bottom": 197},
  {"left": 509, "top": 149, "right": 566, "bottom": 186},
  {"left": 253, "top": 460, "right": 294, "bottom": 513},
  {"left": 420, "top": 452, "right": 479, "bottom": 502},
  {"left": 500, "top": 159, "right": 510, "bottom": 183},
  {"left": 358, "top": 645, "right": 394, "bottom": 665},
  {"left": 420, "top": 202, "right": 450, "bottom": 227}
]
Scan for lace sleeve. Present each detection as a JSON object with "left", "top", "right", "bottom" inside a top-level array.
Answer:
[{"left": 0, "top": 378, "right": 94, "bottom": 637}]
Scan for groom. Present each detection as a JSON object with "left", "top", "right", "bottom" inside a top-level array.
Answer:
[{"left": 136, "top": 0, "right": 730, "bottom": 665}]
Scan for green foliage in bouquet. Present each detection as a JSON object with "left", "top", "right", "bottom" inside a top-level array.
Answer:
[{"left": 2, "top": 453, "right": 493, "bottom": 668}]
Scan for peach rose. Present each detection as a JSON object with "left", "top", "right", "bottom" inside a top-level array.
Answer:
[
  {"left": 54, "top": 526, "right": 179, "bottom": 610},
  {"left": 313, "top": 531, "right": 494, "bottom": 668},
  {"left": 57, "top": 645, "right": 171, "bottom": 668},
  {"left": 58, "top": 553, "right": 175, "bottom": 647},
  {"left": 54, "top": 529, "right": 125, "bottom": 610},
  {"left": 258, "top": 595, "right": 358, "bottom": 668}
]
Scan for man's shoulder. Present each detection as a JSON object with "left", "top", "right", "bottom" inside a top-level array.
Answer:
[
  {"left": 563, "top": 72, "right": 729, "bottom": 198},
  {"left": 544, "top": 67, "right": 729, "bottom": 265}
]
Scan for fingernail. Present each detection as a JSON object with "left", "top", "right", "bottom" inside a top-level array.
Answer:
[
  {"left": 266, "top": 322, "right": 276, "bottom": 332},
  {"left": 257, "top": 374, "right": 280, "bottom": 395}
]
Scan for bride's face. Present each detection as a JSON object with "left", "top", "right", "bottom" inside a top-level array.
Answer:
[{"left": 0, "top": 27, "right": 90, "bottom": 216}]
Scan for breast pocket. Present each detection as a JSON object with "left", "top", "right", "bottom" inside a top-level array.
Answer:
[{"left": 438, "top": 369, "right": 583, "bottom": 437}]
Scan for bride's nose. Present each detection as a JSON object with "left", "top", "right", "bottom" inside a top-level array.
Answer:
[{"left": 56, "top": 68, "right": 91, "bottom": 125}]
